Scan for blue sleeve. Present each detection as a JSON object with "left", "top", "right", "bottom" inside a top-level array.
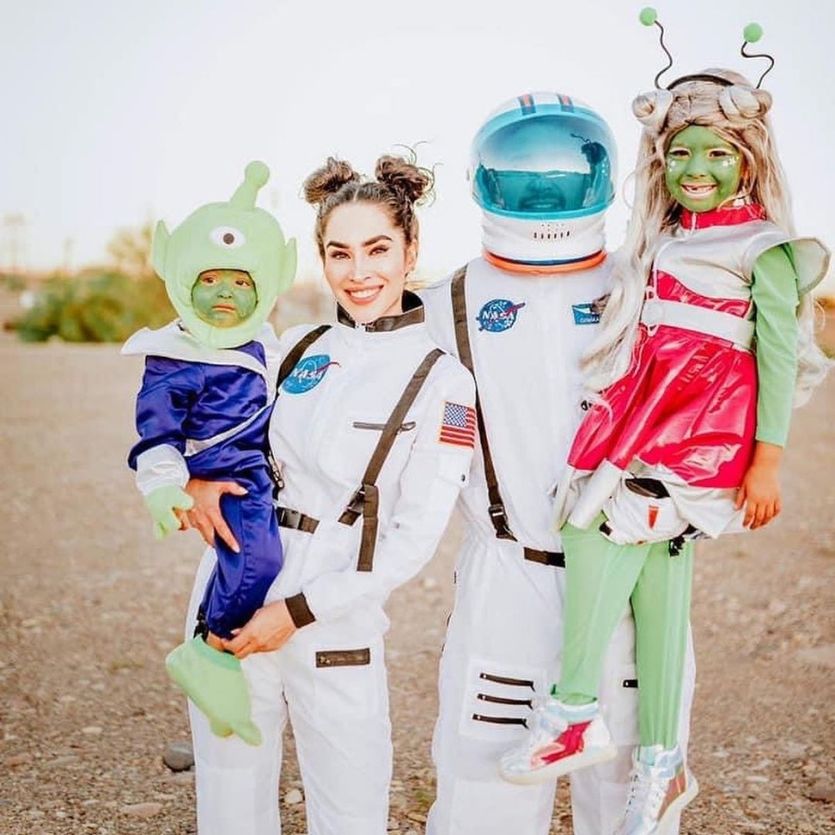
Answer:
[{"left": 127, "top": 357, "right": 203, "bottom": 469}]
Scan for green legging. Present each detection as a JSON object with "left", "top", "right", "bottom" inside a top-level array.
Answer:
[{"left": 553, "top": 518, "right": 693, "bottom": 749}]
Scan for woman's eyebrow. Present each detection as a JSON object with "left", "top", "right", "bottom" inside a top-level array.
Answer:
[{"left": 325, "top": 235, "right": 393, "bottom": 250}]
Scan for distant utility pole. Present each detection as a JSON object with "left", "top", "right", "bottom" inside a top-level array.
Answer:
[{"left": 2, "top": 213, "right": 28, "bottom": 275}]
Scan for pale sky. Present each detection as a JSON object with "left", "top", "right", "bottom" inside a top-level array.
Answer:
[{"left": 3, "top": 0, "right": 834, "bottom": 288}]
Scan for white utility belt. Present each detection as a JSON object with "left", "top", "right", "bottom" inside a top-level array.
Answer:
[{"left": 640, "top": 298, "right": 754, "bottom": 349}]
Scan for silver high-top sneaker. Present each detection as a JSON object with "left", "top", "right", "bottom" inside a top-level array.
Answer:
[
  {"left": 615, "top": 744, "right": 699, "bottom": 835},
  {"left": 499, "top": 696, "right": 616, "bottom": 785}
]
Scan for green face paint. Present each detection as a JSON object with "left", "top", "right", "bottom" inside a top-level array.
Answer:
[
  {"left": 664, "top": 125, "right": 742, "bottom": 213},
  {"left": 191, "top": 269, "right": 257, "bottom": 328}
]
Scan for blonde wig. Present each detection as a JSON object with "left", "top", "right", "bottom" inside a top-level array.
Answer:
[{"left": 584, "top": 69, "right": 827, "bottom": 405}]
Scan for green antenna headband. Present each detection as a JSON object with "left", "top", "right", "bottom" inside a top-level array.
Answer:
[{"left": 639, "top": 7, "right": 775, "bottom": 90}]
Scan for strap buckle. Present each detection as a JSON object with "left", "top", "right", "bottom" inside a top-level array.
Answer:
[
  {"left": 193, "top": 608, "right": 209, "bottom": 640},
  {"left": 487, "top": 503, "right": 506, "bottom": 521},
  {"left": 347, "top": 485, "right": 367, "bottom": 515},
  {"left": 267, "top": 451, "right": 284, "bottom": 493},
  {"left": 278, "top": 508, "right": 303, "bottom": 528},
  {"left": 339, "top": 486, "right": 367, "bottom": 525},
  {"left": 488, "top": 503, "right": 516, "bottom": 540}
]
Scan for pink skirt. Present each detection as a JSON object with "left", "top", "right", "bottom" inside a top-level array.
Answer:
[{"left": 569, "top": 274, "right": 756, "bottom": 489}]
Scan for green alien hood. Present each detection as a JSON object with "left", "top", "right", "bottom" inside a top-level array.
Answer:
[{"left": 152, "top": 161, "right": 296, "bottom": 349}]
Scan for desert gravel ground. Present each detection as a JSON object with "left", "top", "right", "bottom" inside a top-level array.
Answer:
[{"left": 1, "top": 333, "right": 834, "bottom": 835}]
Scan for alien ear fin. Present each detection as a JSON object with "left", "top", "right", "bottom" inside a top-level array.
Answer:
[
  {"left": 151, "top": 220, "right": 170, "bottom": 279},
  {"left": 280, "top": 238, "right": 297, "bottom": 293}
]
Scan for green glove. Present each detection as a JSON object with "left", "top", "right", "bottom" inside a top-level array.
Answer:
[
  {"left": 144, "top": 485, "right": 194, "bottom": 540},
  {"left": 165, "top": 637, "right": 262, "bottom": 746}
]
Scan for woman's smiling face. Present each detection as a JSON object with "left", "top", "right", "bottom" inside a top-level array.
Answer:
[
  {"left": 322, "top": 201, "right": 416, "bottom": 324},
  {"left": 664, "top": 125, "right": 743, "bottom": 213}
]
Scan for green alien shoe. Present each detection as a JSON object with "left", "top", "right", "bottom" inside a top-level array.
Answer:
[{"left": 165, "top": 637, "right": 262, "bottom": 746}]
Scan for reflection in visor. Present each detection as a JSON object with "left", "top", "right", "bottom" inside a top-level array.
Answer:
[{"left": 472, "top": 112, "right": 615, "bottom": 219}]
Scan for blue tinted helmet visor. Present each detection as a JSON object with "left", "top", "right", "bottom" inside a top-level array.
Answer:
[{"left": 471, "top": 105, "right": 616, "bottom": 220}]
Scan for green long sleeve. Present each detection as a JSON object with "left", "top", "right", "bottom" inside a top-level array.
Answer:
[{"left": 751, "top": 244, "right": 800, "bottom": 447}]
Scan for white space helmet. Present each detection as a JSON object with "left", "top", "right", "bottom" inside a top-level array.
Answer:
[{"left": 470, "top": 92, "right": 617, "bottom": 267}]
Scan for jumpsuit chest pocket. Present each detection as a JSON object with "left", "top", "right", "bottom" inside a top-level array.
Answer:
[{"left": 317, "top": 411, "right": 419, "bottom": 483}]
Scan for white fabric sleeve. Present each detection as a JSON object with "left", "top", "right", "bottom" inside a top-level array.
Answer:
[
  {"left": 298, "top": 359, "right": 476, "bottom": 624},
  {"left": 134, "top": 444, "right": 190, "bottom": 496}
]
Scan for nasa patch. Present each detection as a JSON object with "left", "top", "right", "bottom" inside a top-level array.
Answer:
[
  {"left": 281, "top": 354, "right": 340, "bottom": 394},
  {"left": 476, "top": 299, "right": 527, "bottom": 332}
]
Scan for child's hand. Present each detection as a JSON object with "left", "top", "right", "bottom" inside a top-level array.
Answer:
[
  {"left": 735, "top": 458, "right": 782, "bottom": 530},
  {"left": 144, "top": 485, "right": 194, "bottom": 540}
]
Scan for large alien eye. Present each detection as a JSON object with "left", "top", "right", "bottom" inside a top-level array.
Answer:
[{"left": 210, "top": 226, "right": 246, "bottom": 249}]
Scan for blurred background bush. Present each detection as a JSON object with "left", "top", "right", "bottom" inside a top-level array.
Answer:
[{"left": 7, "top": 223, "right": 332, "bottom": 343}]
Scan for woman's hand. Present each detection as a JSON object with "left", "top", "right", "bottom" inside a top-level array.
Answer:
[
  {"left": 178, "top": 478, "right": 247, "bottom": 552},
  {"left": 223, "top": 601, "right": 298, "bottom": 659},
  {"left": 735, "top": 442, "right": 783, "bottom": 529}
]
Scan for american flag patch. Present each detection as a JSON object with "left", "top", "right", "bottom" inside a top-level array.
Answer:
[{"left": 438, "top": 401, "right": 476, "bottom": 448}]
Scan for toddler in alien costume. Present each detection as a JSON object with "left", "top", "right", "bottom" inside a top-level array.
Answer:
[
  {"left": 123, "top": 162, "right": 296, "bottom": 745},
  {"left": 501, "top": 14, "right": 829, "bottom": 835}
]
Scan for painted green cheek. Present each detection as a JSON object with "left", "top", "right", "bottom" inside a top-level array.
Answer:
[
  {"left": 191, "top": 275, "right": 258, "bottom": 328},
  {"left": 664, "top": 125, "right": 743, "bottom": 213},
  {"left": 665, "top": 155, "right": 742, "bottom": 212}
]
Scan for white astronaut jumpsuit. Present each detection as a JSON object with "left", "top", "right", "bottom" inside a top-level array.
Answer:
[
  {"left": 420, "top": 258, "right": 696, "bottom": 835},
  {"left": 186, "top": 298, "right": 476, "bottom": 835}
]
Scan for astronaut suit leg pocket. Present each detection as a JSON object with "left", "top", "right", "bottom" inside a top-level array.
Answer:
[
  {"left": 282, "top": 623, "right": 392, "bottom": 835},
  {"left": 428, "top": 541, "right": 563, "bottom": 835}
]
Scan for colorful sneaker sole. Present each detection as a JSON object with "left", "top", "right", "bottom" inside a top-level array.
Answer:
[
  {"left": 500, "top": 744, "right": 618, "bottom": 785},
  {"left": 655, "top": 773, "right": 699, "bottom": 835}
]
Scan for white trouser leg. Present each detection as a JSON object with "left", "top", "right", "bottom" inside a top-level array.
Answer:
[
  {"left": 185, "top": 550, "right": 395, "bottom": 835},
  {"left": 186, "top": 549, "right": 288, "bottom": 835},
  {"left": 282, "top": 622, "right": 392, "bottom": 835},
  {"left": 426, "top": 537, "right": 638, "bottom": 835},
  {"left": 190, "top": 652, "right": 287, "bottom": 835}
]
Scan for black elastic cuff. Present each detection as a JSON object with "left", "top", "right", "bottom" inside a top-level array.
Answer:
[{"left": 286, "top": 593, "right": 316, "bottom": 628}]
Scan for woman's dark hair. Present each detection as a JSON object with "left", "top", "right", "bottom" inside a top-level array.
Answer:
[{"left": 303, "top": 153, "right": 434, "bottom": 256}]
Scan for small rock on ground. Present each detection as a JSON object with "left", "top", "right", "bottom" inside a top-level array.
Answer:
[
  {"left": 807, "top": 782, "right": 835, "bottom": 803},
  {"left": 284, "top": 788, "right": 304, "bottom": 805},
  {"left": 162, "top": 740, "right": 194, "bottom": 772},
  {"left": 121, "top": 802, "right": 163, "bottom": 818}
]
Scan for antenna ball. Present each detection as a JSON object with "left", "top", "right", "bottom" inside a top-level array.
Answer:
[
  {"left": 639, "top": 7, "right": 658, "bottom": 26},
  {"left": 244, "top": 160, "right": 270, "bottom": 188},
  {"left": 743, "top": 22, "right": 763, "bottom": 43}
]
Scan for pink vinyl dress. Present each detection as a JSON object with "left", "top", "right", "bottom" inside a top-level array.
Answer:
[{"left": 566, "top": 204, "right": 828, "bottom": 523}]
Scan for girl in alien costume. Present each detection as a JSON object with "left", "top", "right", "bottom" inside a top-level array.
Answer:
[
  {"left": 501, "top": 13, "right": 830, "bottom": 834},
  {"left": 123, "top": 162, "right": 296, "bottom": 745}
]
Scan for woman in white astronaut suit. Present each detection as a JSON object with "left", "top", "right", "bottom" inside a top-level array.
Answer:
[{"left": 179, "top": 154, "right": 476, "bottom": 835}]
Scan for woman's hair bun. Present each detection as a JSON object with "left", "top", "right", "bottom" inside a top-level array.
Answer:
[
  {"left": 632, "top": 89, "right": 673, "bottom": 131},
  {"left": 374, "top": 155, "right": 434, "bottom": 204},
  {"left": 303, "top": 157, "right": 360, "bottom": 205}
]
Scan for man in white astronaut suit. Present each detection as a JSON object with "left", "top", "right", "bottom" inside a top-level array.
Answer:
[{"left": 420, "top": 93, "right": 695, "bottom": 834}]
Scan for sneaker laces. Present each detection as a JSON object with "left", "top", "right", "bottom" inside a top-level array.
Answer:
[
  {"left": 624, "top": 762, "right": 667, "bottom": 819},
  {"left": 527, "top": 698, "right": 569, "bottom": 740}
]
